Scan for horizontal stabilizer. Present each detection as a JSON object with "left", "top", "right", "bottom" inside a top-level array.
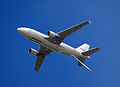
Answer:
[
  {"left": 82, "top": 48, "right": 100, "bottom": 56},
  {"left": 71, "top": 55, "right": 92, "bottom": 71},
  {"left": 78, "top": 57, "right": 86, "bottom": 66}
]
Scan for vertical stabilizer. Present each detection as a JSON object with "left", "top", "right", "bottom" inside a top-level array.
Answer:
[{"left": 76, "top": 43, "right": 90, "bottom": 52}]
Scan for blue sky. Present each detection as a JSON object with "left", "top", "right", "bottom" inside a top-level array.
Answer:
[{"left": 0, "top": 0, "right": 120, "bottom": 87}]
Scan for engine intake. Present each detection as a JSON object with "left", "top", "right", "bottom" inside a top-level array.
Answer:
[
  {"left": 28, "top": 48, "right": 39, "bottom": 56},
  {"left": 47, "top": 31, "right": 61, "bottom": 38}
]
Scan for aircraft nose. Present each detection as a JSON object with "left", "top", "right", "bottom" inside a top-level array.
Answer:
[
  {"left": 17, "top": 28, "right": 24, "bottom": 33},
  {"left": 17, "top": 27, "right": 30, "bottom": 35}
]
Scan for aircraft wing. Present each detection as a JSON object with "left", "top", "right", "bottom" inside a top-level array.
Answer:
[
  {"left": 57, "top": 21, "right": 90, "bottom": 41},
  {"left": 35, "top": 45, "right": 52, "bottom": 72}
]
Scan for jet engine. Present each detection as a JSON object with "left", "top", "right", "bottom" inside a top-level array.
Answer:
[
  {"left": 47, "top": 31, "right": 61, "bottom": 38},
  {"left": 28, "top": 48, "right": 39, "bottom": 56}
]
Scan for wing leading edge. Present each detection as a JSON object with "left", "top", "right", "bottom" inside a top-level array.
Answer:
[
  {"left": 35, "top": 45, "right": 52, "bottom": 72},
  {"left": 45, "top": 21, "right": 90, "bottom": 45},
  {"left": 57, "top": 21, "right": 91, "bottom": 41}
]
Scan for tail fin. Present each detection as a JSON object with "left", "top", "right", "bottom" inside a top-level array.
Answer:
[
  {"left": 76, "top": 43, "right": 90, "bottom": 52},
  {"left": 82, "top": 48, "right": 100, "bottom": 56}
]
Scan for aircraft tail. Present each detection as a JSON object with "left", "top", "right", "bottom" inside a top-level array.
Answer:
[
  {"left": 75, "top": 43, "right": 90, "bottom": 66},
  {"left": 73, "top": 44, "right": 100, "bottom": 71},
  {"left": 76, "top": 43, "right": 90, "bottom": 52},
  {"left": 82, "top": 48, "right": 100, "bottom": 56},
  {"left": 75, "top": 44, "right": 100, "bottom": 66}
]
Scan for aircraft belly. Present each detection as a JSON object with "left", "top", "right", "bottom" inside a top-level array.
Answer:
[
  {"left": 27, "top": 34, "right": 76, "bottom": 56},
  {"left": 39, "top": 38, "right": 74, "bottom": 56}
]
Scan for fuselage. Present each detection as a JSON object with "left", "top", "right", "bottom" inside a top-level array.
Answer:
[{"left": 17, "top": 27, "right": 84, "bottom": 58}]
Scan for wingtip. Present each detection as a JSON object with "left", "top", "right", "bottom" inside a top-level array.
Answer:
[
  {"left": 88, "top": 21, "right": 91, "bottom": 23},
  {"left": 35, "top": 69, "right": 39, "bottom": 72},
  {"left": 96, "top": 48, "right": 100, "bottom": 50},
  {"left": 89, "top": 68, "right": 92, "bottom": 71},
  {"left": 36, "top": 70, "right": 39, "bottom": 72}
]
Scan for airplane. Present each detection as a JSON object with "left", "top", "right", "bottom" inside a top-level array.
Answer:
[{"left": 17, "top": 21, "right": 100, "bottom": 72}]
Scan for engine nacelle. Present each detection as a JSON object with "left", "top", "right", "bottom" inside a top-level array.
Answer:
[
  {"left": 28, "top": 48, "right": 39, "bottom": 56},
  {"left": 47, "top": 31, "right": 61, "bottom": 38}
]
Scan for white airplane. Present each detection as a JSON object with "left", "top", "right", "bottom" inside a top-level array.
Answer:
[{"left": 17, "top": 21, "right": 100, "bottom": 72}]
